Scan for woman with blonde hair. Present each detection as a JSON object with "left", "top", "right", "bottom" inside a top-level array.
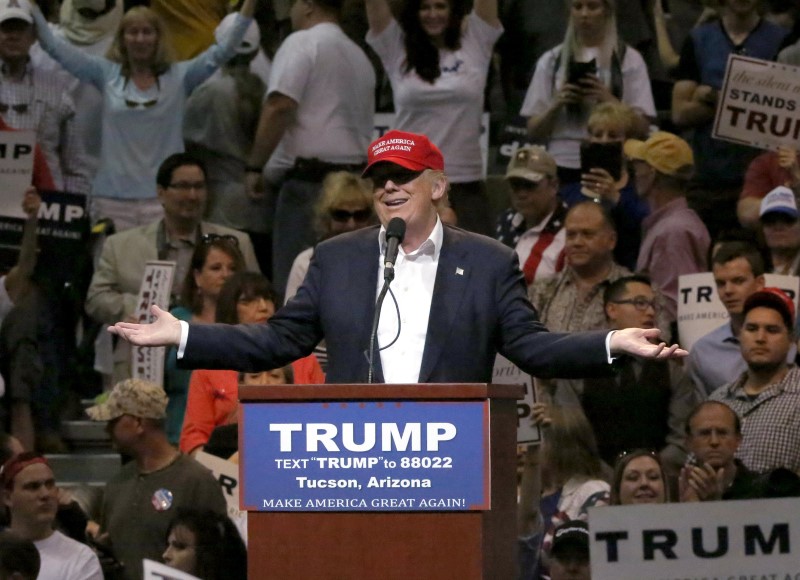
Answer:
[
  {"left": 284, "top": 171, "right": 375, "bottom": 301},
  {"left": 30, "top": 0, "right": 257, "bottom": 230},
  {"left": 521, "top": 0, "right": 654, "bottom": 186}
]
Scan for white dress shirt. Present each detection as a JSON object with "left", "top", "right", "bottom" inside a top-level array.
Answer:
[{"left": 375, "top": 219, "right": 443, "bottom": 383}]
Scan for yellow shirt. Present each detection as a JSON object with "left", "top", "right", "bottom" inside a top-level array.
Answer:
[{"left": 151, "top": 0, "right": 231, "bottom": 60}]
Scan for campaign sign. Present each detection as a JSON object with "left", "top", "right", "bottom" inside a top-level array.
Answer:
[
  {"left": 677, "top": 272, "right": 799, "bottom": 351},
  {"left": 0, "top": 129, "right": 35, "bottom": 219},
  {"left": 492, "top": 354, "right": 540, "bottom": 444},
  {"left": 589, "top": 498, "right": 800, "bottom": 579},
  {"left": 241, "top": 400, "right": 489, "bottom": 512},
  {"left": 131, "top": 261, "right": 175, "bottom": 385},
  {"left": 713, "top": 55, "right": 800, "bottom": 150}
]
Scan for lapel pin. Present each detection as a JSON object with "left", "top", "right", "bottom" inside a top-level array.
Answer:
[{"left": 456, "top": 267, "right": 464, "bottom": 276}]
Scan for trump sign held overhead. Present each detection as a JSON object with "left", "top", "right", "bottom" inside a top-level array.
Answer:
[{"left": 714, "top": 55, "right": 800, "bottom": 151}]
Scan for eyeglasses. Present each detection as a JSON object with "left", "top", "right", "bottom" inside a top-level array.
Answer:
[
  {"left": 610, "top": 297, "right": 658, "bottom": 311},
  {"left": 369, "top": 168, "right": 423, "bottom": 187},
  {"left": 0, "top": 102, "right": 28, "bottom": 114},
  {"left": 200, "top": 233, "right": 238, "bottom": 247},
  {"left": 168, "top": 181, "right": 207, "bottom": 192},
  {"left": 329, "top": 208, "right": 372, "bottom": 223},
  {"left": 124, "top": 99, "right": 158, "bottom": 109}
]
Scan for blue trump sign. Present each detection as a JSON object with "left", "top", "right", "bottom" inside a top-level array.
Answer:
[{"left": 240, "top": 400, "right": 489, "bottom": 512}]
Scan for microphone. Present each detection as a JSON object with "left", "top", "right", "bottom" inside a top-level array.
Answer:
[{"left": 383, "top": 217, "right": 406, "bottom": 282}]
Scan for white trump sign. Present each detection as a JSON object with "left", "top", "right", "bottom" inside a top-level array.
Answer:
[
  {"left": 677, "top": 272, "right": 799, "bottom": 351},
  {"left": 589, "top": 498, "right": 800, "bottom": 579},
  {"left": 714, "top": 55, "right": 800, "bottom": 150}
]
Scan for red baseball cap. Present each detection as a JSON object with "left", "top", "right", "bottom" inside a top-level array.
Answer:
[
  {"left": 363, "top": 130, "right": 444, "bottom": 176},
  {"left": 743, "top": 287, "right": 796, "bottom": 330}
]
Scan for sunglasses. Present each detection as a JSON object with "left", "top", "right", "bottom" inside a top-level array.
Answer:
[
  {"left": 0, "top": 103, "right": 28, "bottom": 114},
  {"left": 329, "top": 208, "right": 372, "bottom": 223},
  {"left": 369, "top": 168, "right": 423, "bottom": 187},
  {"left": 200, "top": 233, "right": 239, "bottom": 247},
  {"left": 124, "top": 99, "right": 158, "bottom": 109}
]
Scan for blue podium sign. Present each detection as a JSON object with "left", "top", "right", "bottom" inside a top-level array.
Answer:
[{"left": 240, "top": 400, "right": 489, "bottom": 512}]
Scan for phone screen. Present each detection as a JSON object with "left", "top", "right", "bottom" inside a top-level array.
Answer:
[{"left": 580, "top": 141, "right": 623, "bottom": 182}]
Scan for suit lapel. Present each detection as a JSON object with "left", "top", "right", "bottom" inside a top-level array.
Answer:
[
  {"left": 418, "top": 226, "right": 470, "bottom": 382},
  {"left": 351, "top": 228, "right": 385, "bottom": 383}
]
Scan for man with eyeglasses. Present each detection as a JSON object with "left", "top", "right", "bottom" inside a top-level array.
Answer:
[
  {"left": 0, "top": 0, "right": 89, "bottom": 194},
  {"left": 680, "top": 400, "right": 800, "bottom": 501},
  {"left": 708, "top": 288, "right": 800, "bottom": 474},
  {"left": 107, "top": 130, "right": 687, "bottom": 388},
  {"left": 558, "top": 275, "right": 695, "bottom": 472},
  {"left": 86, "top": 152, "right": 259, "bottom": 382},
  {"left": 495, "top": 145, "right": 565, "bottom": 287}
]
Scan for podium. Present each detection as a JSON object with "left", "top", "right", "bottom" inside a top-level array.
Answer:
[{"left": 239, "top": 383, "right": 524, "bottom": 580}]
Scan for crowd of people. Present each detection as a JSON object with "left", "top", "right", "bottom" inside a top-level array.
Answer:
[{"left": 2, "top": 0, "right": 800, "bottom": 577}]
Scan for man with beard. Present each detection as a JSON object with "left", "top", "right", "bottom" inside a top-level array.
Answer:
[{"left": 709, "top": 288, "right": 800, "bottom": 473}]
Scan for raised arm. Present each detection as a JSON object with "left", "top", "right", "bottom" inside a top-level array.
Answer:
[
  {"left": 365, "top": 0, "right": 393, "bottom": 34},
  {"left": 183, "top": 0, "right": 258, "bottom": 91},
  {"left": 5, "top": 188, "right": 40, "bottom": 304},
  {"left": 30, "top": 3, "right": 108, "bottom": 89},
  {"left": 473, "top": 0, "right": 500, "bottom": 28}
]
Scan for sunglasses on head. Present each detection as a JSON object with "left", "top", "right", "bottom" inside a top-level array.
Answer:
[
  {"left": 200, "top": 233, "right": 239, "bottom": 247},
  {"left": 329, "top": 208, "right": 372, "bottom": 223}
]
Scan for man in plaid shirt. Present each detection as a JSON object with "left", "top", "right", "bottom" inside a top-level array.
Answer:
[{"left": 708, "top": 288, "right": 800, "bottom": 473}]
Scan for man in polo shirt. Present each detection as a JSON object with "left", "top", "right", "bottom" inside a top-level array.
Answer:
[
  {"left": 709, "top": 288, "right": 800, "bottom": 473},
  {"left": 495, "top": 145, "right": 566, "bottom": 287}
]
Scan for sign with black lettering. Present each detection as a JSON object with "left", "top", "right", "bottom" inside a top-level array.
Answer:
[
  {"left": 492, "top": 354, "right": 541, "bottom": 444},
  {"left": 0, "top": 129, "right": 35, "bottom": 219},
  {"left": 677, "top": 272, "right": 799, "bottom": 350},
  {"left": 241, "top": 401, "right": 489, "bottom": 512},
  {"left": 195, "top": 451, "right": 247, "bottom": 544},
  {"left": 589, "top": 498, "right": 800, "bottom": 578},
  {"left": 132, "top": 262, "right": 175, "bottom": 385},
  {"left": 714, "top": 55, "right": 800, "bottom": 150}
]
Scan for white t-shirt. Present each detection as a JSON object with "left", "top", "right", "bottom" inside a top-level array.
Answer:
[
  {"left": 520, "top": 44, "right": 655, "bottom": 169},
  {"left": 367, "top": 13, "right": 502, "bottom": 183},
  {"left": 35, "top": 530, "right": 103, "bottom": 580},
  {"left": 265, "top": 22, "right": 376, "bottom": 181}
]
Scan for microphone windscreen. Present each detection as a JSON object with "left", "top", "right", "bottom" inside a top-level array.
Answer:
[{"left": 386, "top": 217, "right": 406, "bottom": 242}]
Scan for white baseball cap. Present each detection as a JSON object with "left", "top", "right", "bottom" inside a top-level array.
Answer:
[
  {"left": 0, "top": 0, "right": 33, "bottom": 24},
  {"left": 215, "top": 13, "right": 260, "bottom": 55},
  {"left": 760, "top": 185, "right": 799, "bottom": 220}
]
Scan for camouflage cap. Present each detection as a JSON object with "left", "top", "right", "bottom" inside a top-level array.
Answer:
[{"left": 86, "top": 378, "right": 168, "bottom": 421}]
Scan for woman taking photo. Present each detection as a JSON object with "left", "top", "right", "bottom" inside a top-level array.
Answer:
[
  {"left": 30, "top": 0, "right": 256, "bottom": 230},
  {"left": 179, "top": 272, "right": 324, "bottom": 456},
  {"left": 164, "top": 235, "right": 245, "bottom": 444},
  {"left": 521, "top": 0, "right": 654, "bottom": 186},
  {"left": 365, "top": 0, "right": 502, "bottom": 235}
]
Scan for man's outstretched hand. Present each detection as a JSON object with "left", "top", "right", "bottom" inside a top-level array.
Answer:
[
  {"left": 108, "top": 305, "right": 182, "bottom": 347},
  {"left": 609, "top": 327, "right": 688, "bottom": 360}
]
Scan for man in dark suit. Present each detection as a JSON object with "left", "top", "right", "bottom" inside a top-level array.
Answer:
[{"left": 109, "top": 131, "right": 685, "bottom": 382}]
